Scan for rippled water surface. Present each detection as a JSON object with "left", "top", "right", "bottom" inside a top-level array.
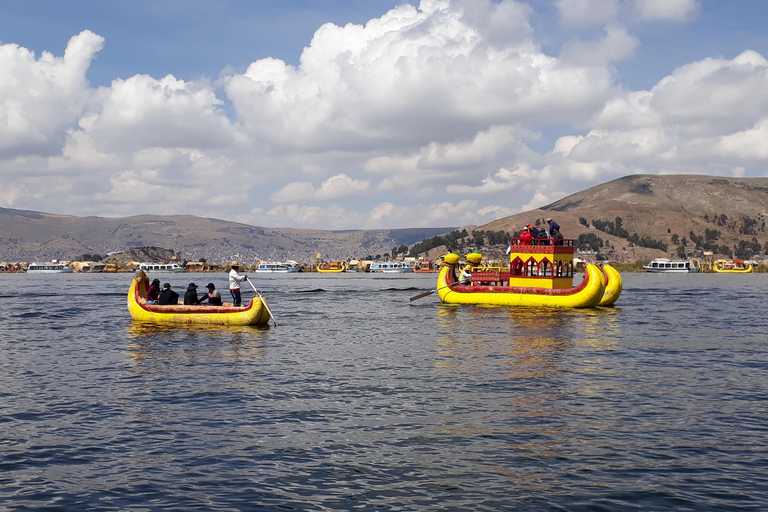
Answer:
[{"left": 1, "top": 271, "right": 767, "bottom": 511}]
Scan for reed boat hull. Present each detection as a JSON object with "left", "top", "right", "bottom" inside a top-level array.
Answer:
[
  {"left": 599, "top": 264, "right": 623, "bottom": 306},
  {"left": 437, "top": 261, "right": 607, "bottom": 308},
  {"left": 713, "top": 266, "right": 753, "bottom": 273},
  {"left": 713, "top": 260, "right": 753, "bottom": 273},
  {"left": 127, "top": 271, "right": 270, "bottom": 326}
]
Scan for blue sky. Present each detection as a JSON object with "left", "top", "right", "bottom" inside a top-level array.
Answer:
[{"left": 1, "top": 0, "right": 767, "bottom": 229}]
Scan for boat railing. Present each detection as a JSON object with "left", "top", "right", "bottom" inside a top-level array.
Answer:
[{"left": 509, "top": 238, "right": 575, "bottom": 254}]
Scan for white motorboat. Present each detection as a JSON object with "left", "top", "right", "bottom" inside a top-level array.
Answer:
[
  {"left": 369, "top": 261, "right": 414, "bottom": 273},
  {"left": 26, "top": 261, "right": 74, "bottom": 273},
  {"left": 254, "top": 262, "right": 301, "bottom": 273},
  {"left": 138, "top": 262, "right": 185, "bottom": 273},
  {"left": 642, "top": 258, "right": 699, "bottom": 273}
]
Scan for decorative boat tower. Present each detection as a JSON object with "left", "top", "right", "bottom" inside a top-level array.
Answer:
[{"left": 470, "top": 239, "right": 577, "bottom": 289}]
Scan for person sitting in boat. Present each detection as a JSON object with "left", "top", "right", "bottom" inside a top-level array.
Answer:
[
  {"left": 535, "top": 228, "right": 550, "bottom": 245},
  {"left": 199, "top": 283, "right": 223, "bottom": 306},
  {"left": 229, "top": 262, "right": 248, "bottom": 307},
  {"left": 184, "top": 283, "right": 202, "bottom": 305},
  {"left": 158, "top": 283, "right": 179, "bottom": 305},
  {"left": 519, "top": 226, "right": 534, "bottom": 245},
  {"left": 460, "top": 252, "right": 482, "bottom": 284},
  {"left": 147, "top": 278, "right": 161, "bottom": 304}
]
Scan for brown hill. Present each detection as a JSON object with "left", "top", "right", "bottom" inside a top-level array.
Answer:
[
  {"left": 2, "top": 175, "right": 766, "bottom": 264},
  {"left": 481, "top": 174, "right": 768, "bottom": 262},
  {"left": 0, "top": 208, "right": 453, "bottom": 263}
]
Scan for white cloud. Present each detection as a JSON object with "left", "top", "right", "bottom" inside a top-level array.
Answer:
[
  {"left": 446, "top": 163, "right": 536, "bottom": 194},
  {"left": 270, "top": 182, "right": 316, "bottom": 203},
  {"left": 559, "top": 24, "right": 639, "bottom": 66},
  {"left": 271, "top": 173, "right": 370, "bottom": 203},
  {"left": 634, "top": 0, "right": 698, "bottom": 21},
  {"left": 521, "top": 191, "right": 551, "bottom": 211},
  {"left": 715, "top": 119, "right": 768, "bottom": 161},
  {"left": 224, "top": 0, "right": 614, "bottom": 153},
  {"left": 1, "top": 1, "right": 767, "bottom": 233},
  {"left": 89, "top": 74, "right": 244, "bottom": 152},
  {"left": 556, "top": 0, "right": 620, "bottom": 27},
  {"left": 315, "top": 173, "right": 370, "bottom": 200},
  {"left": 0, "top": 30, "right": 103, "bottom": 158}
]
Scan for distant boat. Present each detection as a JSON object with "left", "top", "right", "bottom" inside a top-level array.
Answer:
[
  {"left": 317, "top": 261, "right": 348, "bottom": 273},
  {"left": 254, "top": 262, "right": 301, "bottom": 273},
  {"left": 369, "top": 261, "right": 413, "bottom": 273},
  {"left": 138, "top": 262, "right": 185, "bottom": 273},
  {"left": 26, "top": 262, "right": 73, "bottom": 273},
  {"left": 713, "top": 259, "right": 753, "bottom": 273},
  {"left": 413, "top": 259, "right": 440, "bottom": 273},
  {"left": 642, "top": 258, "right": 699, "bottom": 273}
]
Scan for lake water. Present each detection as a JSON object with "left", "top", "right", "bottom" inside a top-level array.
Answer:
[{"left": 1, "top": 270, "right": 767, "bottom": 511}]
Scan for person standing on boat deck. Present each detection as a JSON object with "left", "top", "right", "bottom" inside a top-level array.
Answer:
[
  {"left": 184, "top": 283, "right": 201, "bottom": 305},
  {"left": 199, "top": 283, "right": 223, "bottom": 306},
  {"left": 158, "top": 283, "right": 179, "bottom": 305},
  {"left": 229, "top": 262, "right": 248, "bottom": 307},
  {"left": 546, "top": 218, "right": 560, "bottom": 238},
  {"left": 147, "top": 278, "right": 161, "bottom": 304}
]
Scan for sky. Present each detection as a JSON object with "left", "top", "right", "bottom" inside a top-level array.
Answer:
[{"left": 1, "top": 0, "right": 767, "bottom": 230}]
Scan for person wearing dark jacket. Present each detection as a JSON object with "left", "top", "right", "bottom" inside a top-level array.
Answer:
[
  {"left": 546, "top": 218, "right": 560, "bottom": 236},
  {"left": 199, "top": 283, "right": 223, "bottom": 306},
  {"left": 158, "top": 283, "right": 179, "bottom": 305},
  {"left": 147, "top": 278, "right": 161, "bottom": 304},
  {"left": 184, "top": 283, "right": 201, "bottom": 305},
  {"left": 552, "top": 226, "right": 564, "bottom": 245}
]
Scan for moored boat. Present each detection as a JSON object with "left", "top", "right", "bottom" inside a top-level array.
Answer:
[
  {"left": 413, "top": 259, "right": 441, "bottom": 273},
  {"left": 642, "top": 258, "right": 699, "bottom": 273},
  {"left": 26, "top": 261, "right": 73, "bottom": 273},
  {"left": 370, "top": 261, "right": 413, "bottom": 273},
  {"left": 713, "top": 259, "right": 753, "bottom": 273},
  {"left": 139, "top": 262, "right": 185, "bottom": 273},
  {"left": 436, "top": 237, "right": 621, "bottom": 308},
  {"left": 127, "top": 270, "right": 271, "bottom": 326},
  {"left": 254, "top": 261, "right": 301, "bottom": 273},
  {"left": 317, "top": 261, "right": 348, "bottom": 273}
]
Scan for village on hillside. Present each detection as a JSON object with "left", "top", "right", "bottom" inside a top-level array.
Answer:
[
  {"left": 3, "top": 210, "right": 767, "bottom": 274},
  {"left": 2, "top": 176, "right": 767, "bottom": 273}
]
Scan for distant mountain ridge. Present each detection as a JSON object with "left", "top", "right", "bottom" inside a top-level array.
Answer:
[
  {"left": 0, "top": 208, "right": 454, "bottom": 263},
  {"left": 2, "top": 174, "right": 767, "bottom": 264}
]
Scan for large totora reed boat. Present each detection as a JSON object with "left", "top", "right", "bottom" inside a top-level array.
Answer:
[
  {"left": 436, "top": 237, "right": 621, "bottom": 308},
  {"left": 127, "top": 270, "right": 271, "bottom": 326},
  {"left": 317, "top": 261, "right": 349, "bottom": 273},
  {"left": 713, "top": 259, "right": 753, "bottom": 273}
]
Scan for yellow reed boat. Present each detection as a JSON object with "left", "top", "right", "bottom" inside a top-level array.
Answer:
[
  {"left": 713, "top": 259, "right": 753, "bottom": 273},
  {"left": 317, "top": 260, "right": 348, "bottom": 273},
  {"left": 127, "top": 270, "right": 271, "bottom": 326},
  {"left": 437, "top": 237, "right": 621, "bottom": 308}
]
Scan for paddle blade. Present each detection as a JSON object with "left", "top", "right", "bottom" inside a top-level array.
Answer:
[{"left": 409, "top": 290, "right": 435, "bottom": 302}]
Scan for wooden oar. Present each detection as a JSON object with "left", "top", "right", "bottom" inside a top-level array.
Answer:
[
  {"left": 409, "top": 282, "right": 456, "bottom": 302},
  {"left": 246, "top": 279, "right": 278, "bottom": 326}
]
